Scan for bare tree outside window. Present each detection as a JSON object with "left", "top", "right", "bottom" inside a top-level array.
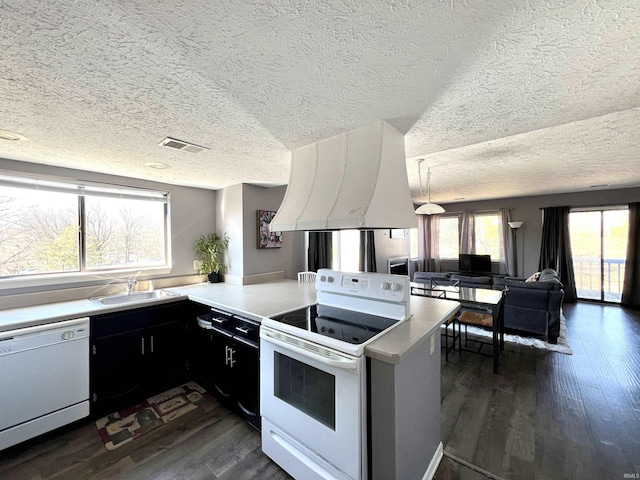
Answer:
[
  {"left": 0, "top": 188, "right": 78, "bottom": 276},
  {"left": 0, "top": 179, "right": 168, "bottom": 278},
  {"left": 85, "top": 197, "right": 165, "bottom": 270}
]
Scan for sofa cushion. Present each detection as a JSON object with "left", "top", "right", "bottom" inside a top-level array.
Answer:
[
  {"left": 413, "top": 272, "right": 450, "bottom": 282},
  {"left": 538, "top": 268, "right": 564, "bottom": 289},
  {"left": 493, "top": 277, "right": 526, "bottom": 289},
  {"left": 451, "top": 274, "right": 494, "bottom": 289}
]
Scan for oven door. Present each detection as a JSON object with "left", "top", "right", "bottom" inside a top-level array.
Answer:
[{"left": 260, "top": 326, "right": 365, "bottom": 480}]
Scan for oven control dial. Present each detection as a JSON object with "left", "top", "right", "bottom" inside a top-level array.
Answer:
[
  {"left": 320, "top": 275, "right": 326, "bottom": 282},
  {"left": 381, "top": 281, "right": 390, "bottom": 290},
  {"left": 327, "top": 276, "right": 334, "bottom": 283},
  {"left": 390, "top": 282, "right": 401, "bottom": 292}
]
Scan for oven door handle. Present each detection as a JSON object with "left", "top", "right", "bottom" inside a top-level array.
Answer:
[{"left": 261, "top": 331, "right": 359, "bottom": 371}]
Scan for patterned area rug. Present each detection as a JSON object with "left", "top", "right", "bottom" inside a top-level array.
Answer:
[
  {"left": 96, "top": 381, "right": 213, "bottom": 450},
  {"left": 459, "top": 313, "right": 573, "bottom": 355}
]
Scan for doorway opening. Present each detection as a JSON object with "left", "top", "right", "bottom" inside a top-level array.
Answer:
[{"left": 569, "top": 208, "right": 628, "bottom": 303}]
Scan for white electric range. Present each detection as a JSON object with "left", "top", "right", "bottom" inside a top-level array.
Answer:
[{"left": 260, "top": 268, "right": 411, "bottom": 480}]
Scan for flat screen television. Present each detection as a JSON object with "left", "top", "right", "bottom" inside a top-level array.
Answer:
[{"left": 458, "top": 254, "right": 492, "bottom": 274}]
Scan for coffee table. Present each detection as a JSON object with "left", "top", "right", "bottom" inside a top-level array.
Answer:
[{"left": 411, "top": 282, "right": 506, "bottom": 373}]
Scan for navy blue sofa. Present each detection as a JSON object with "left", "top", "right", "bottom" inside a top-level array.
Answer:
[{"left": 412, "top": 268, "right": 564, "bottom": 343}]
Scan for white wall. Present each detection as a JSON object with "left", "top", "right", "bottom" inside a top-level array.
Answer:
[
  {"left": 242, "top": 184, "right": 305, "bottom": 280},
  {"left": 216, "top": 183, "right": 244, "bottom": 278},
  {"left": 216, "top": 183, "right": 305, "bottom": 283}
]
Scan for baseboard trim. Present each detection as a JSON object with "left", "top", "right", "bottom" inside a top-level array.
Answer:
[
  {"left": 422, "top": 441, "right": 443, "bottom": 480},
  {"left": 224, "top": 271, "right": 285, "bottom": 285}
]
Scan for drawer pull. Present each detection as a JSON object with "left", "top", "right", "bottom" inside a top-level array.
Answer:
[{"left": 235, "top": 326, "right": 250, "bottom": 335}]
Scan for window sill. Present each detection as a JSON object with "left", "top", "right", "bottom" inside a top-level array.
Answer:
[{"left": 0, "top": 267, "right": 173, "bottom": 296}]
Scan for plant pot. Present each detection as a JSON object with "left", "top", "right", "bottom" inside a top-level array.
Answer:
[{"left": 207, "top": 272, "right": 221, "bottom": 283}]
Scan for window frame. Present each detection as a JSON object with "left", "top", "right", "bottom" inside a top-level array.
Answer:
[
  {"left": 473, "top": 211, "right": 503, "bottom": 261},
  {"left": 437, "top": 214, "right": 461, "bottom": 260},
  {"left": 0, "top": 171, "right": 171, "bottom": 288}
]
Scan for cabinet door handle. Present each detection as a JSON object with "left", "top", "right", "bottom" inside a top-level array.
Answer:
[
  {"left": 235, "top": 326, "right": 250, "bottom": 335},
  {"left": 212, "top": 317, "right": 224, "bottom": 324},
  {"left": 141, "top": 337, "right": 145, "bottom": 355},
  {"left": 150, "top": 335, "right": 154, "bottom": 353},
  {"left": 225, "top": 345, "right": 236, "bottom": 368}
]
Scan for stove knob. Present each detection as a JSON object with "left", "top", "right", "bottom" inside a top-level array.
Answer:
[
  {"left": 381, "top": 281, "right": 390, "bottom": 290},
  {"left": 327, "top": 276, "right": 334, "bottom": 283},
  {"left": 320, "top": 275, "right": 327, "bottom": 282},
  {"left": 390, "top": 282, "right": 401, "bottom": 292}
]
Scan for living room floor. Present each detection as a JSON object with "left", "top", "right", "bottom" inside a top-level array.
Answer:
[
  {"left": 0, "top": 302, "right": 638, "bottom": 479},
  {"left": 436, "top": 300, "right": 640, "bottom": 479}
]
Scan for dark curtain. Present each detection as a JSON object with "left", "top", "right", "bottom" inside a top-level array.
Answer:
[
  {"left": 418, "top": 215, "right": 439, "bottom": 272},
  {"left": 622, "top": 203, "right": 640, "bottom": 308},
  {"left": 308, "top": 232, "right": 333, "bottom": 271},
  {"left": 359, "top": 231, "right": 377, "bottom": 272},
  {"left": 538, "top": 206, "right": 577, "bottom": 302}
]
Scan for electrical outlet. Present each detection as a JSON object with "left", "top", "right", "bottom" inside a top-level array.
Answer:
[
  {"left": 193, "top": 260, "right": 202, "bottom": 271},
  {"left": 430, "top": 333, "right": 435, "bottom": 355}
]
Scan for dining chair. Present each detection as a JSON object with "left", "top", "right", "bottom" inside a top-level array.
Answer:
[{"left": 297, "top": 271, "right": 317, "bottom": 283}]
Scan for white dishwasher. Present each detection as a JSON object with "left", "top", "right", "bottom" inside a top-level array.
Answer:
[{"left": 0, "top": 317, "right": 90, "bottom": 451}]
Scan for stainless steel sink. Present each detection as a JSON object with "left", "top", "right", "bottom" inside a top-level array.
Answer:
[{"left": 90, "top": 290, "right": 180, "bottom": 306}]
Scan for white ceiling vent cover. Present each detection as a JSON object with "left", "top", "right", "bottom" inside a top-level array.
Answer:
[
  {"left": 270, "top": 120, "right": 418, "bottom": 231},
  {"left": 158, "top": 137, "right": 209, "bottom": 154}
]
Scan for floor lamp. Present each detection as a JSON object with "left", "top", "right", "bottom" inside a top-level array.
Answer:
[{"left": 508, "top": 221, "right": 523, "bottom": 277}]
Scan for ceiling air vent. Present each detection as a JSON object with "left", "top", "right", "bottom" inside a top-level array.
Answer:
[{"left": 158, "top": 137, "right": 209, "bottom": 154}]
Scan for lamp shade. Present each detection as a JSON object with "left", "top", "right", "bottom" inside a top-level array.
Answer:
[
  {"left": 415, "top": 202, "right": 446, "bottom": 215},
  {"left": 508, "top": 221, "right": 523, "bottom": 229}
]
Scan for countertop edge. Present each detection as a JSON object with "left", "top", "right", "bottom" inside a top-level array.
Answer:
[{"left": 365, "top": 297, "right": 460, "bottom": 365}]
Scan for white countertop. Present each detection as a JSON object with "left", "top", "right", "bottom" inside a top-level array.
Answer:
[
  {"left": 365, "top": 295, "right": 461, "bottom": 364},
  {"left": 0, "top": 279, "right": 458, "bottom": 365},
  {"left": 0, "top": 280, "right": 317, "bottom": 332},
  {"left": 168, "top": 280, "right": 318, "bottom": 321}
]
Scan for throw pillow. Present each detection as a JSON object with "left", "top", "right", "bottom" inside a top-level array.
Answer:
[{"left": 525, "top": 272, "right": 541, "bottom": 282}]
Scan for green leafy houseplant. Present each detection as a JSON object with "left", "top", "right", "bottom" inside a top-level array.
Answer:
[{"left": 194, "top": 232, "right": 229, "bottom": 283}]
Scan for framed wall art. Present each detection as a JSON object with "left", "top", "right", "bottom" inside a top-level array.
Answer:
[{"left": 257, "top": 210, "right": 282, "bottom": 249}]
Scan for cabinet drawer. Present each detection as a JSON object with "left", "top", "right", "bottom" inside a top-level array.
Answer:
[
  {"left": 205, "top": 309, "right": 235, "bottom": 330},
  {"left": 233, "top": 317, "right": 259, "bottom": 345}
]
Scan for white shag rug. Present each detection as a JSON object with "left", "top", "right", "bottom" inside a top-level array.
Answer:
[{"left": 460, "top": 313, "right": 572, "bottom": 355}]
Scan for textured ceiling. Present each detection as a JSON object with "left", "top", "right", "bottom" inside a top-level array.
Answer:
[{"left": 1, "top": 0, "right": 639, "bottom": 204}]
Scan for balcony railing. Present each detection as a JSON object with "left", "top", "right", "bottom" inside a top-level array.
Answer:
[{"left": 572, "top": 256, "right": 626, "bottom": 302}]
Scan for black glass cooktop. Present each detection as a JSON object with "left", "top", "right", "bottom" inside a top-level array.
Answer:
[{"left": 269, "top": 304, "right": 399, "bottom": 345}]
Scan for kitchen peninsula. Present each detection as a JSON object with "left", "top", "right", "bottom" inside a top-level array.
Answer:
[{"left": 0, "top": 279, "right": 458, "bottom": 480}]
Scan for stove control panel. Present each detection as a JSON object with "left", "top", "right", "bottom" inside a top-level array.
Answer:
[{"left": 316, "top": 268, "right": 408, "bottom": 302}]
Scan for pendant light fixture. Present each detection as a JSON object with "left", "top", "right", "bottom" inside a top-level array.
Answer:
[{"left": 415, "top": 159, "right": 445, "bottom": 215}]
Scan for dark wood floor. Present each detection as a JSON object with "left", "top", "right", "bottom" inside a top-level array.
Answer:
[
  {"left": 436, "top": 301, "right": 640, "bottom": 480},
  {"left": 1, "top": 302, "right": 638, "bottom": 479}
]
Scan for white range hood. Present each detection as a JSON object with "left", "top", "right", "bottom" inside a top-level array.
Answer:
[{"left": 270, "top": 121, "right": 418, "bottom": 231}]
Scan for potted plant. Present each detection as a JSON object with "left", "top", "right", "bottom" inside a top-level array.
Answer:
[{"left": 194, "top": 232, "right": 230, "bottom": 283}]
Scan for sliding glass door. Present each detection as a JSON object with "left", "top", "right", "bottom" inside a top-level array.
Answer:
[{"left": 569, "top": 209, "right": 628, "bottom": 302}]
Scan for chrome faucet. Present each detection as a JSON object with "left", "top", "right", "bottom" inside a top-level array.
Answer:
[{"left": 126, "top": 277, "right": 138, "bottom": 295}]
